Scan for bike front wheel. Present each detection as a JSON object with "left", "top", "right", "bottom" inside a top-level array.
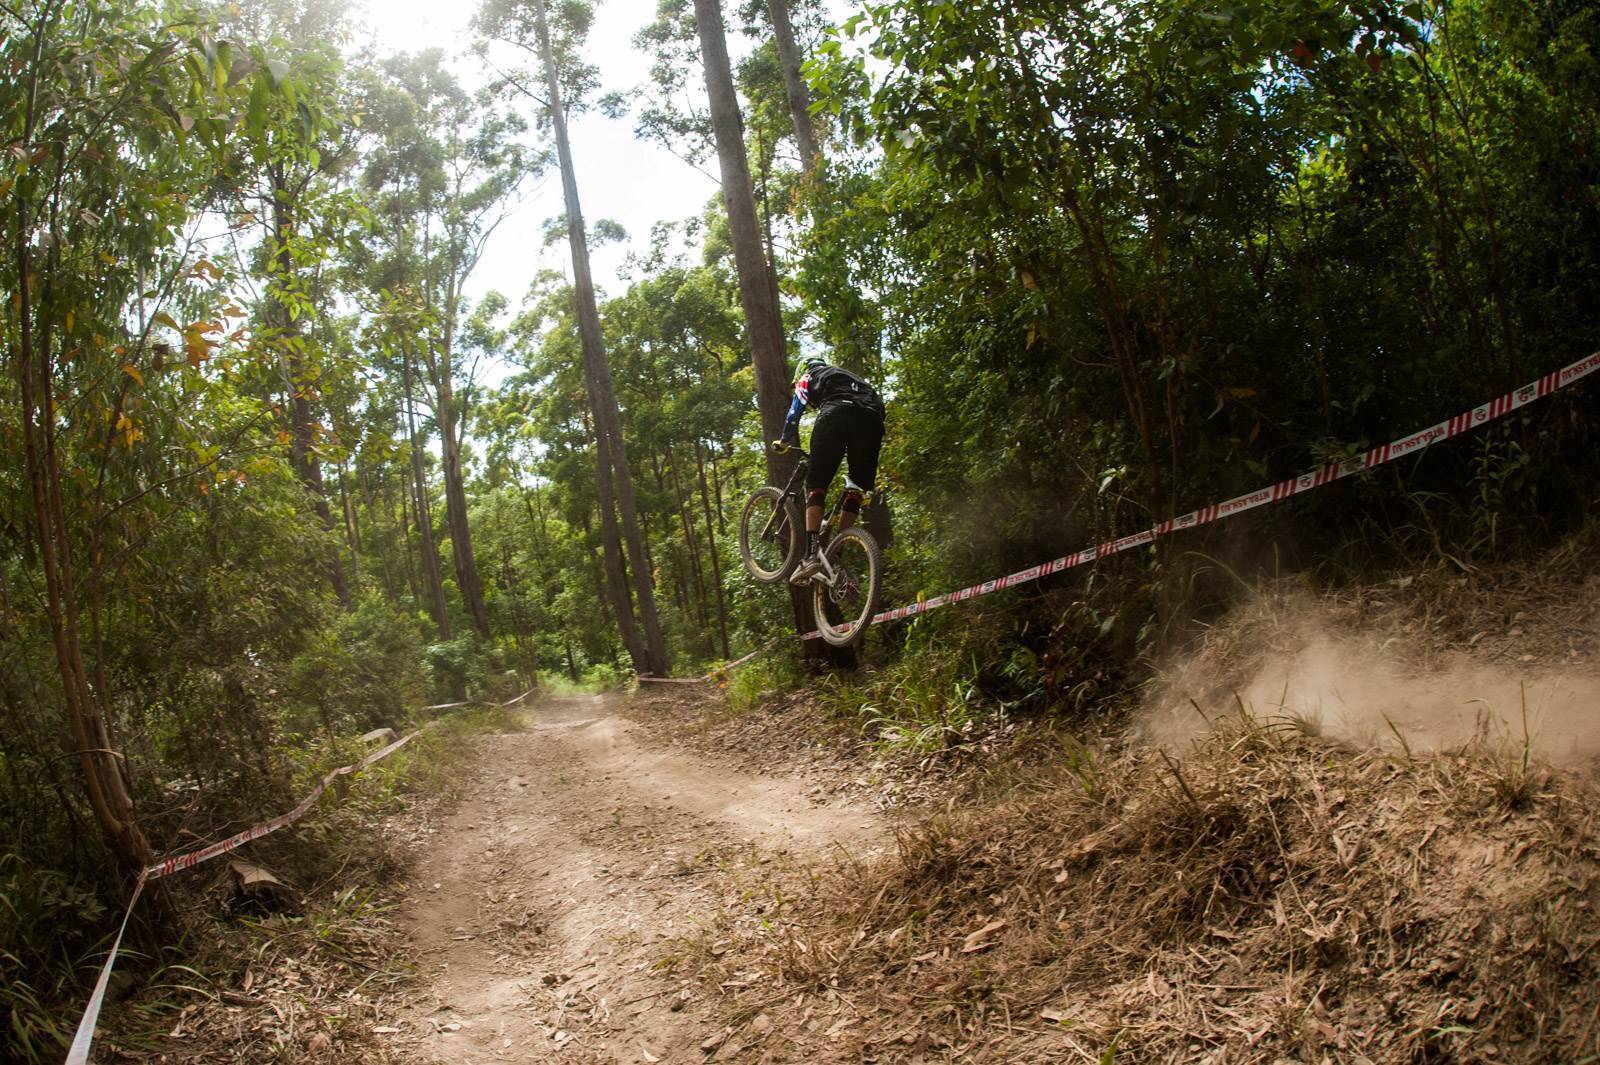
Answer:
[
  {"left": 811, "top": 526, "right": 882, "bottom": 648},
  {"left": 738, "top": 486, "right": 803, "bottom": 583}
]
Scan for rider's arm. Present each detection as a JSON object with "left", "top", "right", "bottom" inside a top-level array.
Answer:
[{"left": 780, "top": 384, "right": 806, "bottom": 444}]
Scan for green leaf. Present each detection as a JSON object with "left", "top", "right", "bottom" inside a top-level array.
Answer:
[
  {"left": 266, "top": 58, "right": 289, "bottom": 86},
  {"left": 247, "top": 76, "right": 269, "bottom": 136}
]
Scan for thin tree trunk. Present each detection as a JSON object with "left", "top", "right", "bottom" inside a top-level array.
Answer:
[
  {"left": 535, "top": 0, "right": 670, "bottom": 675},
  {"left": 709, "top": 446, "right": 726, "bottom": 534},
  {"left": 13, "top": 201, "right": 154, "bottom": 874},
  {"left": 432, "top": 266, "right": 491, "bottom": 637},
  {"left": 337, "top": 457, "right": 362, "bottom": 594},
  {"left": 268, "top": 182, "right": 349, "bottom": 607},
  {"left": 580, "top": 495, "right": 642, "bottom": 667},
  {"left": 396, "top": 464, "right": 421, "bottom": 604},
  {"left": 403, "top": 349, "right": 451, "bottom": 638},
  {"left": 766, "top": 0, "right": 819, "bottom": 176},
  {"left": 695, "top": 441, "right": 732, "bottom": 659},
  {"left": 582, "top": 415, "right": 649, "bottom": 670},
  {"left": 666, "top": 442, "right": 710, "bottom": 630}
]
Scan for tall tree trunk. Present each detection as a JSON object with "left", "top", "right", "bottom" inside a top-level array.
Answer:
[
  {"left": 666, "top": 442, "right": 710, "bottom": 630},
  {"left": 694, "top": 0, "right": 838, "bottom": 661},
  {"left": 535, "top": 0, "right": 671, "bottom": 675},
  {"left": 396, "top": 465, "right": 421, "bottom": 604},
  {"left": 337, "top": 457, "right": 361, "bottom": 591},
  {"left": 13, "top": 220, "right": 154, "bottom": 876},
  {"left": 403, "top": 349, "right": 452, "bottom": 639},
  {"left": 581, "top": 411, "right": 650, "bottom": 670},
  {"left": 709, "top": 445, "right": 727, "bottom": 534},
  {"left": 580, "top": 495, "right": 643, "bottom": 668},
  {"left": 268, "top": 181, "right": 349, "bottom": 607},
  {"left": 432, "top": 267, "right": 491, "bottom": 636},
  {"left": 766, "top": 0, "right": 818, "bottom": 177},
  {"left": 694, "top": 441, "right": 732, "bottom": 659}
]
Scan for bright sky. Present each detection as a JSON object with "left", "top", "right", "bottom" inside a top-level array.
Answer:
[{"left": 352, "top": 0, "right": 725, "bottom": 316}]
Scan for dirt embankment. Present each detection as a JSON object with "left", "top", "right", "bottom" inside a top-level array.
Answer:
[{"left": 686, "top": 571, "right": 1600, "bottom": 1064}]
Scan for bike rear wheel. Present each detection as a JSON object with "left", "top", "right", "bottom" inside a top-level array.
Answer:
[
  {"left": 811, "top": 526, "right": 881, "bottom": 647},
  {"left": 738, "top": 486, "right": 803, "bottom": 583}
]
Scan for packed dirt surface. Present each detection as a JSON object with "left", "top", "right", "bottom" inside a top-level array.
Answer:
[{"left": 390, "top": 692, "right": 884, "bottom": 1064}]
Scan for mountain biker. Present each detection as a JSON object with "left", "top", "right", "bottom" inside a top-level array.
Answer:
[{"left": 773, "top": 355, "right": 886, "bottom": 583}]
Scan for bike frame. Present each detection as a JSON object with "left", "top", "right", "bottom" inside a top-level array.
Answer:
[{"left": 760, "top": 447, "right": 863, "bottom": 592}]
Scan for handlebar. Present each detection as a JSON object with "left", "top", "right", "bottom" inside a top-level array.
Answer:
[{"left": 770, "top": 440, "right": 807, "bottom": 457}]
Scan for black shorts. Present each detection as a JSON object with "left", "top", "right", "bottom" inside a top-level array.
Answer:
[{"left": 806, "top": 402, "right": 884, "bottom": 500}]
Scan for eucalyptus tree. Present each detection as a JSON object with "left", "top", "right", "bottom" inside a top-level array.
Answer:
[
  {"left": 218, "top": 0, "right": 365, "bottom": 606},
  {"left": 0, "top": 0, "right": 341, "bottom": 876},
  {"left": 763, "top": 0, "right": 818, "bottom": 176},
  {"left": 359, "top": 51, "right": 531, "bottom": 638},
  {"left": 691, "top": 0, "right": 844, "bottom": 655},
  {"left": 476, "top": 0, "right": 672, "bottom": 676}
]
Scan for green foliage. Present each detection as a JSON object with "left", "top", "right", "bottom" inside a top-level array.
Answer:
[
  {"left": 425, "top": 634, "right": 498, "bottom": 702},
  {"left": 286, "top": 595, "right": 429, "bottom": 730},
  {"left": 4, "top": 0, "right": 1599, "bottom": 1053},
  {"left": 0, "top": 854, "right": 107, "bottom": 1061},
  {"left": 725, "top": 651, "right": 805, "bottom": 711}
]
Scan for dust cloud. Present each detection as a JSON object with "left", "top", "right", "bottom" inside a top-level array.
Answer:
[{"left": 1142, "top": 610, "right": 1600, "bottom": 770}]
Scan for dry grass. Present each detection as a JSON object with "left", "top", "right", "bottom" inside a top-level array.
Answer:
[{"left": 697, "top": 718, "right": 1600, "bottom": 1063}]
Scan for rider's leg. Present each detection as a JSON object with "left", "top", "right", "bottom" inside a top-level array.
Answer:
[
  {"left": 793, "top": 408, "right": 847, "bottom": 580},
  {"left": 840, "top": 407, "right": 886, "bottom": 532}
]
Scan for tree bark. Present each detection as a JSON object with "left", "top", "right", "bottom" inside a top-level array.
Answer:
[
  {"left": 694, "top": 0, "right": 835, "bottom": 659},
  {"left": 695, "top": 440, "right": 732, "bottom": 659},
  {"left": 766, "top": 0, "right": 819, "bottom": 176},
  {"left": 428, "top": 254, "right": 491, "bottom": 637},
  {"left": 666, "top": 442, "right": 710, "bottom": 630},
  {"left": 13, "top": 210, "right": 154, "bottom": 876},
  {"left": 579, "top": 491, "right": 644, "bottom": 668},
  {"left": 268, "top": 181, "right": 350, "bottom": 607},
  {"left": 535, "top": 0, "right": 671, "bottom": 675},
  {"left": 403, "top": 348, "right": 452, "bottom": 639}
]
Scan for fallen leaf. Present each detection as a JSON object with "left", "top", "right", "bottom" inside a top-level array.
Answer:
[{"left": 962, "top": 918, "right": 1006, "bottom": 953}]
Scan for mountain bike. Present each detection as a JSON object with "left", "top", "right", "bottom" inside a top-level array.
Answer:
[{"left": 736, "top": 444, "right": 882, "bottom": 648}]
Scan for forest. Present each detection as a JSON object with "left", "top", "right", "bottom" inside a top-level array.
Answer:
[{"left": 4, "top": 0, "right": 1599, "bottom": 1059}]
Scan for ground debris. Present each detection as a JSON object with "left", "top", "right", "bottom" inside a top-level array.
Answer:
[{"left": 696, "top": 715, "right": 1600, "bottom": 1063}]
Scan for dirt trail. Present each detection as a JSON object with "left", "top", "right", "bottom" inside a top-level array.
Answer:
[{"left": 393, "top": 692, "right": 883, "bottom": 1064}]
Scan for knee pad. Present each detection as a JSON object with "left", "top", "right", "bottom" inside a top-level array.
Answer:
[
  {"left": 806, "top": 488, "right": 827, "bottom": 508},
  {"left": 841, "top": 488, "right": 864, "bottom": 514}
]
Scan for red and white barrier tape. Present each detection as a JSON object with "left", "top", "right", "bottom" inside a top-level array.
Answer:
[
  {"left": 637, "top": 642, "right": 775, "bottom": 684},
  {"left": 421, "top": 685, "right": 536, "bottom": 712},
  {"left": 788, "top": 351, "right": 1600, "bottom": 642},
  {"left": 66, "top": 684, "right": 536, "bottom": 1064}
]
